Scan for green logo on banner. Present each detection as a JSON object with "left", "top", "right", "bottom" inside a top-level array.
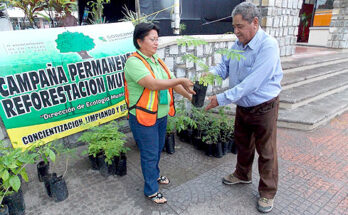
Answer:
[{"left": 56, "top": 31, "right": 95, "bottom": 59}]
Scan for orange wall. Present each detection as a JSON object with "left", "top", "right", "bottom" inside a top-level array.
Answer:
[{"left": 313, "top": 10, "right": 332, "bottom": 26}]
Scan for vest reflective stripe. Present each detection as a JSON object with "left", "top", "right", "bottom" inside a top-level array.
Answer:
[
  {"left": 147, "top": 90, "right": 156, "bottom": 110},
  {"left": 124, "top": 52, "right": 175, "bottom": 126}
]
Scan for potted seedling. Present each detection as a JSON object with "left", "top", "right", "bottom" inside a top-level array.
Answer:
[
  {"left": 174, "top": 101, "right": 197, "bottom": 143},
  {"left": 30, "top": 141, "right": 74, "bottom": 202},
  {"left": 48, "top": 147, "right": 75, "bottom": 203},
  {"left": 175, "top": 112, "right": 196, "bottom": 144},
  {"left": 79, "top": 121, "right": 130, "bottom": 177},
  {"left": 190, "top": 106, "right": 208, "bottom": 151},
  {"left": 29, "top": 141, "right": 59, "bottom": 182},
  {"left": 176, "top": 36, "right": 245, "bottom": 107},
  {"left": 0, "top": 141, "right": 36, "bottom": 215},
  {"left": 215, "top": 107, "right": 235, "bottom": 155},
  {"left": 165, "top": 116, "right": 177, "bottom": 154},
  {"left": 213, "top": 106, "right": 237, "bottom": 156},
  {"left": 201, "top": 113, "right": 222, "bottom": 157},
  {"left": 78, "top": 127, "right": 104, "bottom": 171}
]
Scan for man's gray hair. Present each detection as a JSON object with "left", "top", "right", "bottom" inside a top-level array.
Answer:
[{"left": 232, "top": 2, "right": 261, "bottom": 23}]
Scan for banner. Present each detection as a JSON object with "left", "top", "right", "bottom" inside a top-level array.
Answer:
[{"left": 0, "top": 22, "right": 136, "bottom": 149}]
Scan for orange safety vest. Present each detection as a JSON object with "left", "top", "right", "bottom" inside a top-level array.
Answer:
[{"left": 124, "top": 52, "right": 175, "bottom": 126}]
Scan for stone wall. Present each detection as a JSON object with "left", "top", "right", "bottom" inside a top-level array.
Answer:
[
  {"left": 327, "top": 0, "right": 348, "bottom": 48},
  {"left": 247, "top": 0, "right": 303, "bottom": 56}
]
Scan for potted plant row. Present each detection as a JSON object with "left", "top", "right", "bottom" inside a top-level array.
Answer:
[
  {"left": 176, "top": 105, "right": 236, "bottom": 158},
  {"left": 79, "top": 121, "right": 130, "bottom": 177}
]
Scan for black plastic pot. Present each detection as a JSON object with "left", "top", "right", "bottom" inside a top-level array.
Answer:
[
  {"left": 165, "top": 133, "right": 175, "bottom": 154},
  {"left": 88, "top": 154, "right": 100, "bottom": 170},
  {"left": 37, "top": 161, "right": 49, "bottom": 182},
  {"left": 192, "top": 81, "right": 208, "bottom": 107},
  {"left": 177, "top": 130, "right": 186, "bottom": 142},
  {"left": 205, "top": 143, "right": 213, "bottom": 157},
  {"left": 192, "top": 135, "right": 202, "bottom": 150},
  {"left": 0, "top": 205, "right": 9, "bottom": 215},
  {"left": 50, "top": 175, "right": 69, "bottom": 202},
  {"left": 108, "top": 157, "right": 117, "bottom": 175},
  {"left": 3, "top": 188, "right": 25, "bottom": 215},
  {"left": 179, "top": 129, "right": 193, "bottom": 143},
  {"left": 222, "top": 142, "right": 228, "bottom": 155},
  {"left": 230, "top": 139, "right": 237, "bottom": 154},
  {"left": 214, "top": 142, "right": 224, "bottom": 158},
  {"left": 43, "top": 173, "right": 57, "bottom": 197},
  {"left": 186, "top": 128, "right": 193, "bottom": 144},
  {"left": 115, "top": 153, "right": 127, "bottom": 176},
  {"left": 97, "top": 154, "right": 109, "bottom": 178}
]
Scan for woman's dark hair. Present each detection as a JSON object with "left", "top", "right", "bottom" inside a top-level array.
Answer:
[{"left": 133, "top": 22, "right": 160, "bottom": 49}]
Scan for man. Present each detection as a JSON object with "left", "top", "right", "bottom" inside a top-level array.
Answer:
[
  {"left": 60, "top": 11, "right": 78, "bottom": 27},
  {"left": 205, "top": 2, "right": 283, "bottom": 213}
]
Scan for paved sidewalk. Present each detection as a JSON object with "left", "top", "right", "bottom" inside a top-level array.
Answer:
[{"left": 22, "top": 110, "right": 348, "bottom": 215}]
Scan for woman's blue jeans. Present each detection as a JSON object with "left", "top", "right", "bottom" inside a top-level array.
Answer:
[{"left": 128, "top": 114, "right": 167, "bottom": 196}]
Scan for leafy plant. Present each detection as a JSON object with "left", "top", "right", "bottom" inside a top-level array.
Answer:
[
  {"left": 216, "top": 48, "right": 246, "bottom": 61},
  {"left": 300, "top": 12, "right": 312, "bottom": 38},
  {"left": 166, "top": 116, "right": 177, "bottom": 134},
  {"left": 48, "top": 0, "right": 76, "bottom": 15},
  {"left": 176, "top": 36, "right": 208, "bottom": 47},
  {"left": 180, "top": 54, "right": 222, "bottom": 86},
  {"left": 5, "top": 0, "right": 46, "bottom": 28},
  {"left": 199, "top": 72, "right": 223, "bottom": 86},
  {"left": 29, "top": 141, "right": 57, "bottom": 164},
  {"left": 29, "top": 140, "right": 75, "bottom": 163},
  {"left": 87, "top": 0, "right": 110, "bottom": 24},
  {"left": 175, "top": 113, "right": 196, "bottom": 133},
  {"left": 174, "top": 101, "right": 197, "bottom": 133},
  {"left": 0, "top": 141, "right": 36, "bottom": 206},
  {"left": 202, "top": 116, "right": 220, "bottom": 144},
  {"left": 177, "top": 36, "right": 244, "bottom": 87},
  {"left": 119, "top": 4, "right": 158, "bottom": 26},
  {"left": 179, "top": 23, "right": 186, "bottom": 34},
  {"left": 217, "top": 106, "right": 234, "bottom": 143},
  {"left": 191, "top": 106, "right": 209, "bottom": 135},
  {"left": 79, "top": 122, "right": 130, "bottom": 165}
]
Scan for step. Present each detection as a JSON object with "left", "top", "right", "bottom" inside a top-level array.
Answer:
[
  {"left": 281, "top": 52, "right": 348, "bottom": 71},
  {"left": 279, "top": 71, "right": 348, "bottom": 109},
  {"left": 282, "top": 61, "right": 348, "bottom": 90},
  {"left": 218, "top": 89, "right": 348, "bottom": 131},
  {"left": 278, "top": 89, "right": 348, "bottom": 130}
]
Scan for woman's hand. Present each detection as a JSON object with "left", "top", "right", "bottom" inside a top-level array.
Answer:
[
  {"left": 179, "top": 78, "right": 195, "bottom": 95},
  {"left": 173, "top": 85, "right": 193, "bottom": 101},
  {"left": 138, "top": 76, "right": 195, "bottom": 95}
]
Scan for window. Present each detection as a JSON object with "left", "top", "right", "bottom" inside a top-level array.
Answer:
[{"left": 313, "top": 0, "right": 334, "bottom": 26}]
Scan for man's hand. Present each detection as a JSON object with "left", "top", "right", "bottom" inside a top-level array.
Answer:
[{"left": 205, "top": 95, "right": 219, "bottom": 111}]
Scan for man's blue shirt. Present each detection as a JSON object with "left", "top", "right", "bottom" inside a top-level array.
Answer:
[{"left": 211, "top": 28, "right": 283, "bottom": 107}]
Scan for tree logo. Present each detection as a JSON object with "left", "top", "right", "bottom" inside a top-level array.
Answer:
[{"left": 55, "top": 31, "right": 95, "bottom": 59}]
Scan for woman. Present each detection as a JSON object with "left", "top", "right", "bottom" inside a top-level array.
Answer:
[{"left": 124, "top": 22, "right": 195, "bottom": 204}]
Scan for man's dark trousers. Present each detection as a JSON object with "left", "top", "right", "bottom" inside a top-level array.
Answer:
[{"left": 234, "top": 96, "right": 279, "bottom": 199}]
